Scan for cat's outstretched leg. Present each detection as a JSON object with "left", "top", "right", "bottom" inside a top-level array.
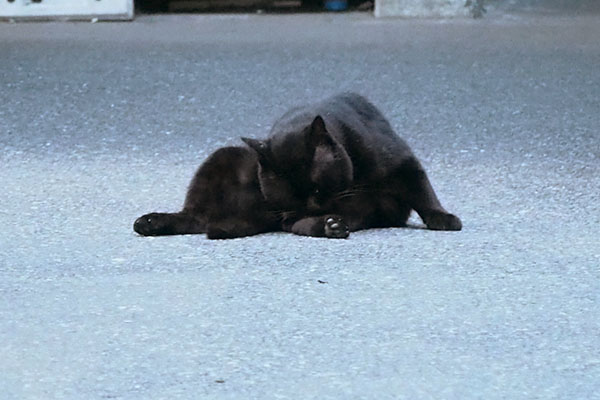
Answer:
[
  {"left": 133, "top": 212, "right": 206, "bottom": 236},
  {"left": 286, "top": 215, "right": 350, "bottom": 238},
  {"left": 392, "top": 158, "right": 462, "bottom": 231},
  {"left": 206, "top": 218, "right": 276, "bottom": 240}
]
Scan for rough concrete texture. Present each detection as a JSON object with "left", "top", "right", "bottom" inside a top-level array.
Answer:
[
  {"left": 1, "top": 10, "right": 599, "bottom": 400},
  {"left": 375, "top": 0, "right": 600, "bottom": 18}
]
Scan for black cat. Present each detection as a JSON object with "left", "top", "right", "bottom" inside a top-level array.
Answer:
[
  {"left": 133, "top": 146, "right": 280, "bottom": 239},
  {"left": 242, "top": 92, "right": 462, "bottom": 238},
  {"left": 134, "top": 92, "right": 461, "bottom": 240},
  {"left": 133, "top": 144, "right": 350, "bottom": 240}
]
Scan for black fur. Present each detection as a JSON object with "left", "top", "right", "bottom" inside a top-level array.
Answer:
[
  {"left": 242, "top": 92, "right": 462, "bottom": 237},
  {"left": 134, "top": 92, "right": 461, "bottom": 240},
  {"left": 134, "top": 146, "right": 279, "bottom": 239}
]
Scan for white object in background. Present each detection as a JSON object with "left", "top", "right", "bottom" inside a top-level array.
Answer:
[
  {"left": 0, "top": 0, "right": 133, "bottom": 20},
  {"left": 375, "top": 0, "right": 469, "bottom": 17}
]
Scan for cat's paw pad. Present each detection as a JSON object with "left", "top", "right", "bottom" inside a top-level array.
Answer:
[
  {"left": 134, "top": 213, "right": 171, "bottom": 236},
  {"left": 324, "top": 216, "right": 350, "bottom": 239},
  {"left": 425, "top": 212, "right": 462, "bottom": 231}
]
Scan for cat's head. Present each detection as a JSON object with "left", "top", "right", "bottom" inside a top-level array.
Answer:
[{"left": 242, "top": 115, "right": 353, "bottom": 213}]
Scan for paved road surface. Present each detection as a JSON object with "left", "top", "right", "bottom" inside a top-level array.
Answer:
[{"left": 1, "top": 10, "right": 599, "bottom": 400}]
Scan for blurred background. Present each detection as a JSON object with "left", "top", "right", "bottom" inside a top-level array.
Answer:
[{"left": 135, "top": 0, "right": 600, "bottom": 14}]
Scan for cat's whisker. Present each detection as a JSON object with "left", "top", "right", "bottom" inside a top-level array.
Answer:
[{"left": 333, "top": 187, "right": 371, "bottom": 200}]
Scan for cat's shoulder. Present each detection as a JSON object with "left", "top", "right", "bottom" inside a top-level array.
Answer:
[
  {"left": 204, "top": 145, "right": 256, "bottom": 165},
  {"left": 197, "top": 145, "right": 258, "bottom": 183}
]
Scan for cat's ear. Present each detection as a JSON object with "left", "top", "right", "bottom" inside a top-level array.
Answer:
[
  {"left": 242, "top": 137, "right": 271, "bottom": 163},
  {"left": 308, "top": 115, "right": 332, "bottom": 146}
]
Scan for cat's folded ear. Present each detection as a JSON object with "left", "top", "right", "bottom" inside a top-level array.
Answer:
[
  {"left": 309, "top": 115, "right": 333, "bottom": 146},
  {"left": 241, "top": 137, "right": 271, "bottom": 163}
]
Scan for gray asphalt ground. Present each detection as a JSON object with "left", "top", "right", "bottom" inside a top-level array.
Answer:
[{"left": 1, "top": 7, "right": 599, "bottom": 400}]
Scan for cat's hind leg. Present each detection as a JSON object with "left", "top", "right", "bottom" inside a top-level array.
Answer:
[
  {"left": 206, "top": 218, "right": 275, "bottom": 240},
  {"left": 133, "top": 212, "right": 206, "bottom": 236},
  {"left": 392, "top": 158, "right": 462, "bottom": 231}
]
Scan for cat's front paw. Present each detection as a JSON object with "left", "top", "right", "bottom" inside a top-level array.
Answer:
[
  {"left": 424, "top": 212, "right": 462, "bottom": 231},
  {"left": 324, "top": 216, "right": 350, "bottom": 239},
  {"left": 134, "top": 213, "right": 173, "bottom": 236}
]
